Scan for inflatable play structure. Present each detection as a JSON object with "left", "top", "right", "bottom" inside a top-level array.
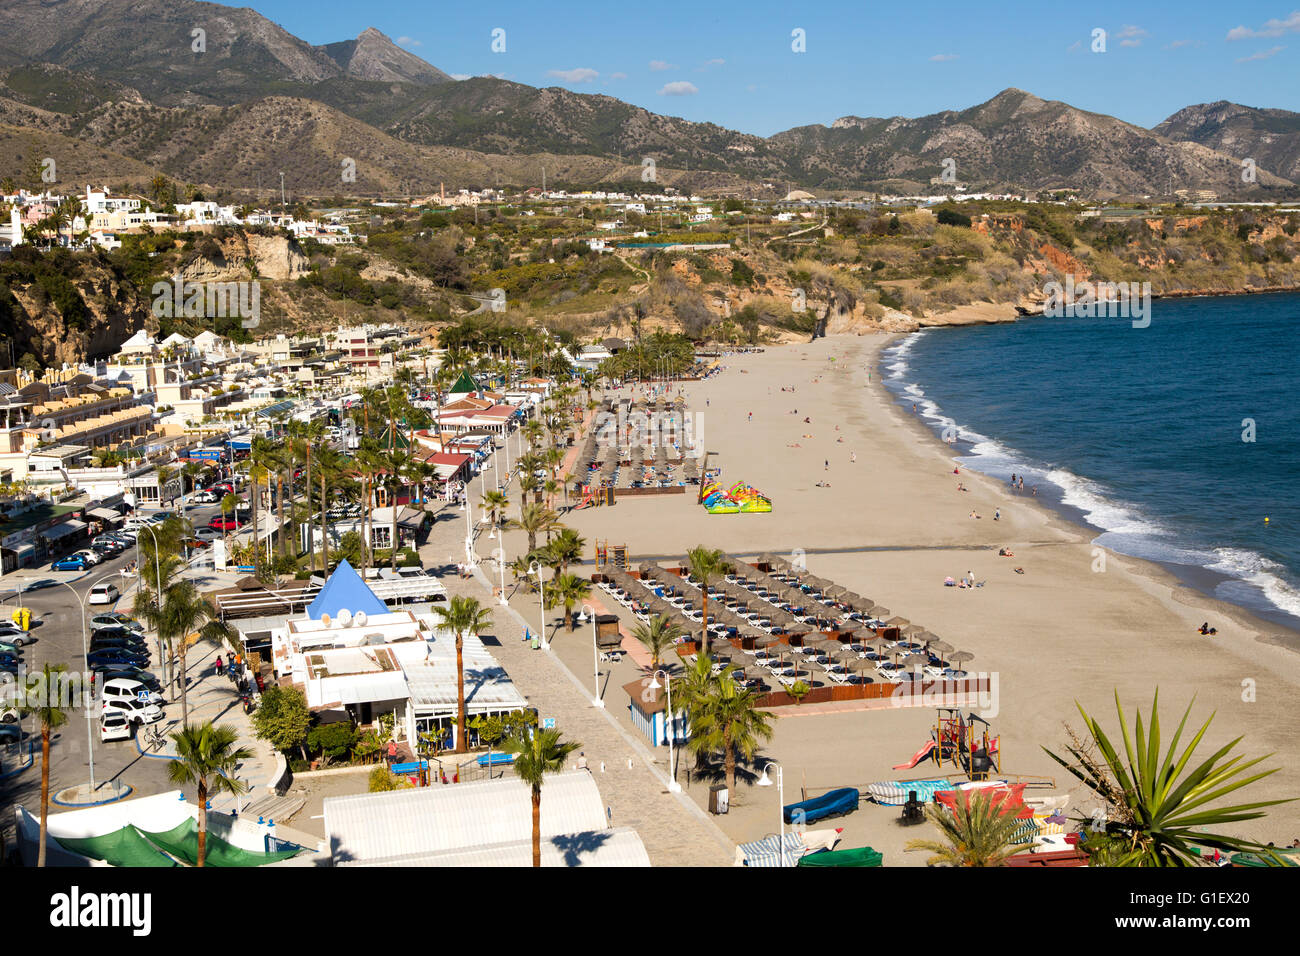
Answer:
[
  {"left": 728, "top": 481, "right": 773, "bottom": 513},
  {"left": 700, "top": 479, "right": 772, "bottom": 514}
]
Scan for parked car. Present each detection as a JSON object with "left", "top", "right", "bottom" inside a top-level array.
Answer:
[
  {"left": 192, "top": 527, "right": 221, "bottom": 542},
  {"left": 0, "top": 640, "right": 25, "bottom": 655},
  {"left": 73, "top": 549, "right": 104, "bottom": 566},
  {"left": 52, "top": 555, "right": 91, "bottom": 571},
  {"left": 0, "top": 624, "right": 36, "bottom": 645},
  {"left": 0, "top": 652, "right": 22, "bottom": 668},
  {"left": 208, "top": 516, "right": 240, "bottom": 532},
  {"left": 88, "top": 626, "right": 146, "bottom": 644},
  {"left": 94, "top": 667, "right": 160, "bottom": 693},
  {"left": 88, "top": 582, "right": 120, "bottom": 605},
  {"left": 89, "top": 635, "right": 149, "bottom": 654},
  {"left": 180, "top": 537, "right": 210, "bottom": 550},
  {"left": 87, "top": 648, "right": 150, "bottom": 669},
  {"left": 101, "top": 696, "right": 163, "bottom": 726},
  {"left": 91, "top": 537, "right": 126, "bottom": 555},
  {"left": 192, "top": 490, "right": 220, "bottom": 504},
  {"left": 100, "top": 676, "right": 164, "bottom": 707},
  {"left": 0, "top": 723, "right": 21, "bottom": 745},
  {"left": 100, "top": 711, "right": 132, "bottom": 742},
  {"left": 90, "top": 614, "right": 143, "bottom": 633}
]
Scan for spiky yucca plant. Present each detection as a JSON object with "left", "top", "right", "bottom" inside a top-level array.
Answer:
[{"left": 1045, "top": 690, "right": 1293, "bottom": 866}]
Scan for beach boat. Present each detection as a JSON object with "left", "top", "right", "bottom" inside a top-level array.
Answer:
[
  {"left": 796, "top": 845, "right": 883, "bottom": 868},
  {"left": 783, "top": 787, "right": 860, "bottom": 824}
]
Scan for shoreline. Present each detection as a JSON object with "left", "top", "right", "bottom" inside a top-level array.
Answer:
[
  {"left": 877, "top": 329, "right": 1300, "bottom": 641},
  {"left": 545, "top": 331, "right": 1300, "bottom": 854}
]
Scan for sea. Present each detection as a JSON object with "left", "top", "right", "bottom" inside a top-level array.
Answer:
[{"left": 881, "top": 292, "right": 1300, "bottom": 631}]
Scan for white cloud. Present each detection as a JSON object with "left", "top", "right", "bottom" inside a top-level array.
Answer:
[
  {"left": 1117, "top": 24, "right": 1148, "bottom": 47},
  {"left": 609, "top": 71, "right": 628, "bottom": 80},
  {"left": 396, "top": 36, "right": 421, "bottom": 48},
  {"left": 548, "top": 67, "right": 599, "bottom": 83},
  {"left": 929, "top": 53, "right": 959, "bottom": 61},
  {"left": 450, "top": 73, "right": 471, "bottom": 81},
  {"left": 1236, "top": 44, "right": 1285, "bottom": 61},
  {"left": 703, "top": 57, "right": 725, "bottom": 66},
  {"left": 649, "top": 60, "right": 677, "bottom": 71},
  {"left": 1228, "top": 12, "right": 1300, "bottom": 40},
  {"left": 658, "top": 80, "right": 699, "bottom": 96}
]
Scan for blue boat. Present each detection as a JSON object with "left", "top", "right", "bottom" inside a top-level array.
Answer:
[{"left": 783, "top": 787, "right": 860, "bottom": 825}]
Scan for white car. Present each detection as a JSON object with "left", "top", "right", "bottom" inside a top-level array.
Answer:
[
  {"left": 192, "top": 527, "right": 221, "bottom": 542},
  {"left": 88, "top": 583, "right": 120, "bottom": 606},
  {"left": 100, "top": 711, "right": 132, "bottom": 742},
  {"left": 101, "top": 696, "right": 163, "bottom": 725},
  {"left": 73, "top": 549, "right": 104, "bottom": 566},
  {"left": 101, "top": 676, "right": 164, "bottom": 707}
]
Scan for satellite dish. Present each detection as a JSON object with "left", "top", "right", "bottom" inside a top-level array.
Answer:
[
  {"left": 338, "top": 608, "right": 352, "bottom": 626},
  {"left": 354, "top": 611, "right": 367, "bottom": 628}
]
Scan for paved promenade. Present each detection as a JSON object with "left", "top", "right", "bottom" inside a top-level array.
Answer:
[{"left": 421, "top": 503, "right": 735, "bottom": 867}]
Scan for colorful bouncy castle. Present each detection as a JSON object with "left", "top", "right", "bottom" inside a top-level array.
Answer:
[
  {"left": 728, "top": 481, "right": 773, "bottom": 513},
  {"left": 700, "top": 479, "right": 772, "bottom": 514}
]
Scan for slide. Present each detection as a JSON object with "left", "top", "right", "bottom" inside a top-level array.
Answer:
[{"left": 893, "top": 740, "right": 936, "bottom": 770}]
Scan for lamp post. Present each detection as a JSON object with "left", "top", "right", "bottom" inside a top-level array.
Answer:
[
  {"left": 51, "top": 571, "right": 123, "bottom": 794},
  {"left": 133, "top": 522, "right": 167, "bottom": 688},
  {"left": 462, "top": 479, "right": 475, "bottom": 568},
  {"left": 577, "top": 604, "right": 603, "bottom": 708},
  {"left": 757, "top": 761, "right": 788, "bottom": 866},
  {"left": 647, "top": 669, "right": 682, "bottom": 792},
  {"left": 528, "top": 560, "right": 549, "bottom": 650}
]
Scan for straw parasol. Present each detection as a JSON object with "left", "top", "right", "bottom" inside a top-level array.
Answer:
[
  {"left": 902, "top": 623, "right": 925, "bottom": 637},
  {"left": 869, "top": 606, "right": 891, "bottom": 619},
  {"left": 886, "top": 616, "right": 909, "bottom": 627},
  {"left": 927, "top": 639, "right": 955, "bottom": 657},
  {"left": 948, "top": 650, "right": 975, "bottom": 665}
]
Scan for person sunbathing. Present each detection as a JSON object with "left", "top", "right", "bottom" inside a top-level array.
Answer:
[
  {"left": 1014, "top": 567, "right": 1025, "bottom": 574},
  {"left": 969, "top": 510, "right": 981, "bottom": 519}
]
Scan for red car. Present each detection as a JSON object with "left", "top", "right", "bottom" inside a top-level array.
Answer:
[{"left": 208, "top": 517, "right": 240, "bottom": 532}]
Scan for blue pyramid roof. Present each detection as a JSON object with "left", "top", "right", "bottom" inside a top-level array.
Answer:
[{"left": 307, "top": 559, "right": 388, "bottom": 621}]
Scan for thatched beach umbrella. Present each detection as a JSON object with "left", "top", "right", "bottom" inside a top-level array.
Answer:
[
  {"left": 886, "top": 616, "right": 909, "bottom": 627},
  {"left": 869, "top": 606, "right": 891, "bottom": 619},
  {"left": 927, "top": 638, "right": 955, "bottom": 656},
  {"left": 948, "top": 650, "right": 975, "bottom": 665},
  {"left": 902, "top": 623, "right": 925, "bottom": 637}
]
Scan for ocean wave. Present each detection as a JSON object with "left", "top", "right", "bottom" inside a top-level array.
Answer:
[
  {"left": 1045, "top": 468, "right": 1166, "bottom": 536},
  {"left": 1209, "top": 549, "right": 1300, "bottom": 618}
]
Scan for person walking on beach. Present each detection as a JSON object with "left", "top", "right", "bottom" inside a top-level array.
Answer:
[
  {"left": 824, "top": 459, "right": 829, "bottom": 471},
  {"left": 994, "top": 508, "right": 1000, "bottom": 521},
  {"left": 851, "top": 452, "right": 857, "bottom": 463},
  {"left": 1018, "top": 477, "right": 1024, "bottom": 492}
]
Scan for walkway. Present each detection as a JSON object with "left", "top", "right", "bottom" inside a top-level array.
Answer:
[{"left": 420, "top": 499, "right": 734, "bottom": 866}]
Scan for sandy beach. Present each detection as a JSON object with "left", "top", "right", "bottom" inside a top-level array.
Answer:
[{"left": 497, "top": 332, "right": 1300, "bottom": 863}]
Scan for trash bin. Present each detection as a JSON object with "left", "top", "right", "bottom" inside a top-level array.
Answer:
[{"left": 709, "top": 783, "right": 729, "bottom": 815}]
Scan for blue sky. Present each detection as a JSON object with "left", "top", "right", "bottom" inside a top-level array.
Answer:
[{"left": 253, "top": 0, "right": 1300, "bottom": 135}]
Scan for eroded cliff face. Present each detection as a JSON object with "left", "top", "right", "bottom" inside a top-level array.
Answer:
[
  {"left": 5, "top": 261, "right": 145, "bottom": 366},
  {"left": 1, "top": 233, "right": 310, "bottom": 365},
  {"left": 177, "top": 232, "right": 311, "bottom": 282}
]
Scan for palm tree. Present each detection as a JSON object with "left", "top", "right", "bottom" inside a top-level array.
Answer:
[
  {"left": 180, "top": 460, "right": 203, "bottom": 514},
  {"left": 905, "top": 790, "right": 1033, "bottom": 866},
  {"left": 376, "top": 447, "right": 416, "bottom": 569},
  {"left": 1044, "top": 690, "right": 1293, "bottom": 866},
  {"left": 518, "top": 503, "right": 558, "bottom": 555},
  {"left": 22, "top": 664, "right": 68, "bottom": 867},
  {"left": 685, "top": 545, "right": 730, "bottom": 655},
  {"left": 688, "top": 671, "right": 773, "bottom": 793},
  {"left": 314, "top": 444, "right": 344, "bottom": 572},
  {"left": 504, "top": 725, "right": 581, "bottom": 867},
  {"left": 481, "top": 489, "right": 508, "bottom": 530},
  {"left": 631, "top": 614, "right": 683, "bottom": 669},
  {"left": 166, "top": 723, "right": 252, "bottom": 867},
  {"left": 430, "top": 596, "right": 494, "bottom": 754},
  {"left": 157, "top": 579, "right": 232, "bottom": 724},
  {"left": 547, "top": 526, "right": 586, "bottom": 576},
  {"left": 219, "top": 492, "right": 240, "bottom": 553},
  {"left": 545, "top": 573, "right": 591, "bottom": 631}
]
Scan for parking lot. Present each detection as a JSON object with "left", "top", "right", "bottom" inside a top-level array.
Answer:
[{"left": 0, "top": 496, "right": 247, "bottom": 820}]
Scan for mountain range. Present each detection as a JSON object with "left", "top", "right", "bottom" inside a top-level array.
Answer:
[{"left": 1, "top": 0, "right": 1299, "bottom": 200}]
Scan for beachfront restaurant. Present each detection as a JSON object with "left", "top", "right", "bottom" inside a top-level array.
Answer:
[{"left": 266, "top": 560, "right": 527, "bottom": 748}]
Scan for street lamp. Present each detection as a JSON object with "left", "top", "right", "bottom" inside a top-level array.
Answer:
[
  {"left": 528, "top": 560, "right": 549, "bottom": 650},
  {"left": 462, "top": 480, "right": 475, "bottom": 568},
  {"left": 576, "top": 604, "right": 604, "bottom": 708},
  {"left": 757, "top": 761, "right": 789, "bottom": 866},
  {"left": 48, "top": 571, "right": 122, "bottom": 794},
  {"left": 647, "top": 669, "right": 682, "bottom": 792},
  {"left": 133, "top": 522, "right": 167, "bottom": 688}
]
